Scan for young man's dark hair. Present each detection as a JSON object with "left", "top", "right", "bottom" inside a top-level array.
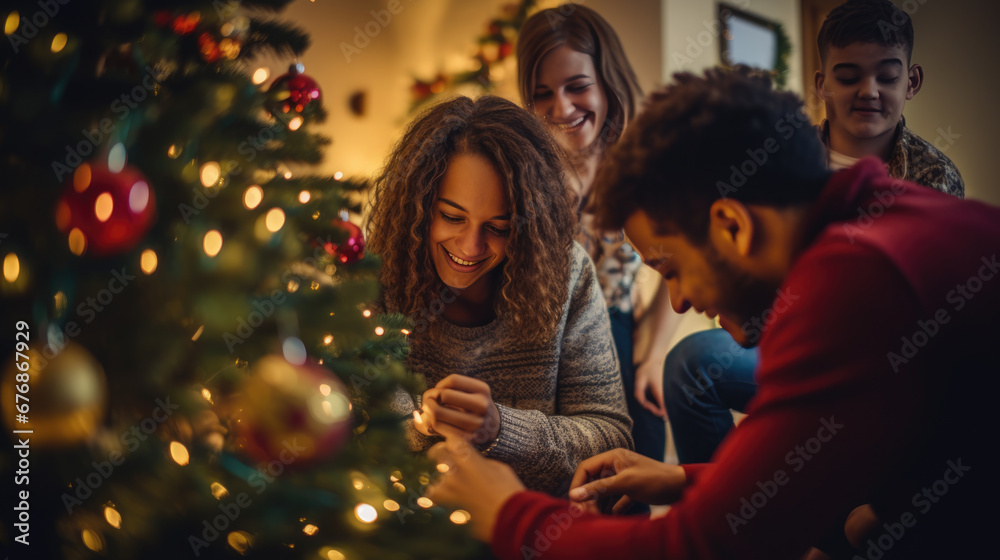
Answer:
[
  {"left": 592, "top": 66, "right": 829, "bottom": 242},
  {"left": 817, "top": 0, "right": 914, "bottom": 64}
]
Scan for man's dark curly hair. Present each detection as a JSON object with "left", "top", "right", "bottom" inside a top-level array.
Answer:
[
  {"left": 591, "top": 67, "right": 830, "bottom": 243},
  {"left": 367, "top": 96, "right": 575, "bottom": 339},
  {"left": 818, "top": 0, "right": 914, "bottom": 65}
]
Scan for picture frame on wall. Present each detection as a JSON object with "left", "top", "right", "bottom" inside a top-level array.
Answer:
[{"left": 719, "top": 3, "right": 781, "bottom": 71}]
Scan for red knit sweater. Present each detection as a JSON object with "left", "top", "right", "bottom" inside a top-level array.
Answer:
[{"left": 491, "top": 158, "right": 999, "bottom": 559}]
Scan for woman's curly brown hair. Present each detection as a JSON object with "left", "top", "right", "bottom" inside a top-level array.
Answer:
[{"left": 367, "top": 96, "right": 576, "bottom": 339}]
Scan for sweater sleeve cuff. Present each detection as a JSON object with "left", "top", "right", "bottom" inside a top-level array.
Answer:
[
  {"left": 491, "top": 490, "right": 567, "bottom": 560},
  {"left": 681, "top": 463, "right": 711, "bottom": 486},
  {"left": 487, "top": 403, "right": 540, "bottom": 464}
]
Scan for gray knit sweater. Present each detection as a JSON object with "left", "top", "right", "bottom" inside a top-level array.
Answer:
[{"left": 393, "top": 242, "right": 633, "bottom": 496}]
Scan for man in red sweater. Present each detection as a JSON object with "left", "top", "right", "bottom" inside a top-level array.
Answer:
[{"left": 425, "top": 67, "right": 997, "bottom": 559}]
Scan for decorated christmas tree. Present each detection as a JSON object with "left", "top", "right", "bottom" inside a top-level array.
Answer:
[{"left": 0, "top": 1, "right": 483, "bottom": 557}]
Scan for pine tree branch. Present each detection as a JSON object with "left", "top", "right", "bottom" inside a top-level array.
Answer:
[{"left": 241, "top": 18, "right": 311, "bottom": 59}]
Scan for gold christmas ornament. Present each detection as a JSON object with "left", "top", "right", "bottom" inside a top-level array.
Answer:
[{"left": 1, "top": 341, "right": 107, "bottom": 448}]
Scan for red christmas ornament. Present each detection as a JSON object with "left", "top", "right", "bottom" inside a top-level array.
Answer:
[
  {"left": 322, "top": 220, "right": 365, "bottom": 265},
  {"left": 231, "top": 355, "right": 352, "bottom": 467},
  {"left": 267, "top": 64, "right": 322, "bottom": 114},
  {"left": 55, "top": 162, "right": 156, "bottom": 256}
]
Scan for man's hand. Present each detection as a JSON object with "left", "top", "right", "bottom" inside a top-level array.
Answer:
[
  {"left": 425, "top": 429, "right": 526, "bottom": 541},
  {"left": 414, "top": 374, "right": 501, "bottom": 448},
  {"left": 568, "top": 448, "right": 686, "bottom": 514}
]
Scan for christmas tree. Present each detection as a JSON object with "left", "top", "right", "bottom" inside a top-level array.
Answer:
[{"left": 0, "top": 1, "right": 484, "bottom": 558}]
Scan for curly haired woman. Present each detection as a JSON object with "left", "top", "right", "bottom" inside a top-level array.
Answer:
[{"left": 367, "top": 95, "right": 632, "bottom": 495}]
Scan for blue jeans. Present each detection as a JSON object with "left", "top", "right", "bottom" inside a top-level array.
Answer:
[
  {"left": 608, "top": 308, "right": 666, "bottom": 462},
  {"left": 662, "top": 329, "right": 759, "bottom": 464}
]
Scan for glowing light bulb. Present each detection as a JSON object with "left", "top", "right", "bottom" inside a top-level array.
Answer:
[
  {"left": 74, "top": 163, "right": 92, "bottom": 192},
  {"left": 200, "top": 162, "right": 221, "bottom": 187},
  {"left": 252, "top": 67, "right": 269, "bottom": 85},
  {"left": 203, "top": 230, "right": 223, "bottom": 257},
  {"left": 354, "top": 503, "right": 377, "bottom": 523},
  {"left": 140, "top": 249, "right": 158, "bottom": 274},
  {"left": 288, "top": 116, "right": 303, "bottom": 131},
  {"left": 3, "top": 253, "right": 19, "bottom": 283},
  {"left": 5, "top": 11, "right": 19, "bottom": 35},
  {"left": 243, "top": 185, "right": 263, "bottom": 209},
  {"left": 68, "top": 228, "right": 87, "bottom": 255},
  {"left": 298, "top": 190, "right": 311, "bottom": 203},
  {"left": 334, "top": 171, "right": 343, "bottom": 180},
  {"left": 51, "top": 32, "right": 67, "bottom": 53},
  {"left": 94, "top": 192, "right": 114, "bottom": 222},
  {"left": 104, "top": 506, "right": 122, "bottom": 529},
  {"left": 449, "top": 510, "right": 471, "bottom": 524},
  {"left": 265, "top": 208, "right": 285, "bottom": 232},
  {"left": 170, "top": 441, "right": 190, "bottom": 465}
]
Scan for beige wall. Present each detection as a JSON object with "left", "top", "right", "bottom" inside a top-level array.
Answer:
[
  {"left": 904, "top": 0, "right": 998, "bottom": 205},
  {"left": 269, "top": 0, "right": 659, "bottom": 183}
]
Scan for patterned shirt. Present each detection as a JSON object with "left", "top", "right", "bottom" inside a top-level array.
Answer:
[
  {"left": 574, "top": 210, "right": 644, "bottom": 313},
  {"left": 821, "top": 118, "right": 965, "bottom": 198}
]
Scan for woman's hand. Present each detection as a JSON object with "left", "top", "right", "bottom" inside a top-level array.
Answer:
[
  {"left": 414, "top": 374, "right": 501, "bottom": 448},
  {"left": 633, "top": 359, "right": 668, "bottom": 418},
  {"left": 568, "top": 448, "right": 686, "bottom": 514}
]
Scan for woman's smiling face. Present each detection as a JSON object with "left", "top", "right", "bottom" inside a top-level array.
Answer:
[
  {"left": 429, "top": 153, "right": 512, "bottom": 292},
  {"left": 531, "top": 45, "right": 609, "bottom": 154}
]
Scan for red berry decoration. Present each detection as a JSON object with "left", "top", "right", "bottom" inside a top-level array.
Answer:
[
  {"left": 231, "top": 355, "right": 352, "bottom": 467},
  {"left": 55, "top": 161, "right": 156, "bottom": 256},
  {"left": 267, "top": 63, "right": 322, "bottom": 114},
  {"left": 323, "top": 219, "right": 365, "bottom": 265}
]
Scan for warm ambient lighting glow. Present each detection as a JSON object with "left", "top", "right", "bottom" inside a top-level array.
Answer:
[
  {"left": 449, "top": 510, "right": 471, "bottom": 524},
  {"left": 288, "top": 116, "right": 303, "bottom": 131},
  {"left": 298, "top": 190, "right": 310, "bottom": 203},
  {"left": 252, "top": 67, "right": 269, "bottom": 85}
]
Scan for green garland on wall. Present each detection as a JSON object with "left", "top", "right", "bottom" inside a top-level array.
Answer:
[{"left": 772, "top": 21, "right": 792, "bottom": 89}]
